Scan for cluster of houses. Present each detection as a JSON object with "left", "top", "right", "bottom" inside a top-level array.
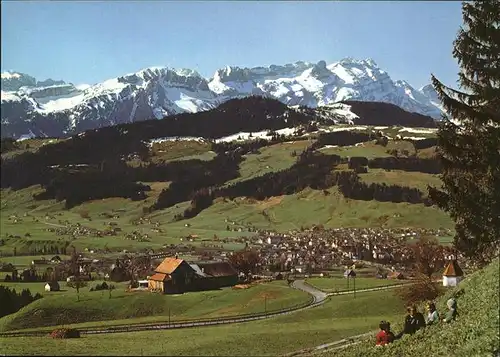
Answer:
[
  {"left": 7, "top": 222, "right": 468, "bottom": 294},
  {"left": 250, "top": 227, "right": 457, "bottom": 273},
  {"left": 39, "top": 254, "right": 464, "bottom": 294}
]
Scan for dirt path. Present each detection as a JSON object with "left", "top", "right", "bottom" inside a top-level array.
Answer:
[{"left": 40, "top": 221, "right": 67, "bottom": 228}]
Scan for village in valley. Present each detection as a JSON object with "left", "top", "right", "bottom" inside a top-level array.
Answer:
[
  {"left": 1, "top": 218, "right": 462, "bottom": 294},
  {"left": 1, "top": 0, "right": 499, "bottom": 356}
]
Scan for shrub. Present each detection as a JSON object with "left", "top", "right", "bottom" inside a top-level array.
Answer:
[
  {"left": 91, "top": 282, "right": 110, "bottom": 291},
  {"left": 49, "top": 328, "right": 81, "bottom": 339},
  {"left": 396, "top": 275, "right": 443, "bottom": 307},
  {"left": 79, "top": 210, "right": 90, "bottom": 219}
]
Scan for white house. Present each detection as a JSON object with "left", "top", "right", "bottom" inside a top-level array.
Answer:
[
  {"left": 442, "top": 260, "right": 464, "bottom": 287},
  {"left": 45, "top": 281, "right": 60, "bottom": 292}
]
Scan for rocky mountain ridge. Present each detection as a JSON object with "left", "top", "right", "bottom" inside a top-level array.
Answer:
[{"left": 1, "top": 58, "right": 444, "bottom": 139}]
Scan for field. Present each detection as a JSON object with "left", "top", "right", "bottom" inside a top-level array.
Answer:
[
  {"left": 229, "top": 140, "right": 312, "bottom": 183},
  {"left": 319, "top": 140, "right": 415, "bottom": 158},
  {"left": 0, "top": 289, "right": 406, "bottom": 356},
  {"left": 1, "top": 127, "right": 451, "bottom": 272},
  {"left": 0, "top": 185, "right": 453, "bottom": 257},
  {"left": 0, "top": 280, "right": 310, "bottom": 332},
  {"left": 358, "top": 169, "right": 442, "bottom": 192},
  {"left": 305, "top": 277, "right": 407, "bottom": 293}
]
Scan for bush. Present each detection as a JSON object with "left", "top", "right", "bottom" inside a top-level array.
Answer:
[
  {"left": 91, "top": 282, "right": 110, "bottom": 291},
  {"left": 396, "top": 276, "right": 443, "bottom": 306},
  {"left": 79, "top": 210, "right": 90, "bottom": 219},
  {"left": 49, "top": 328, "right": 81, "bottom": 339}
]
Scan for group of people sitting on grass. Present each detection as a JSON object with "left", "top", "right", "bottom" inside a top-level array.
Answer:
[{"left": 376, "top": 298, "right": 458, "bottom": 346}]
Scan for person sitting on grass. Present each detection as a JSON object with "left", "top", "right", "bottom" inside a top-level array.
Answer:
[
  {"left": 426, "top": 301, "right": 440, "bottom": 325},
  {"left": 395, "top": 306, "right": 426, "bottom": 339},
  {"left": 443, "top": 298, "right": 458, "bottom": 323},
  {"left": 375, "top": 320, "right": 395, "bottom": 346},
  {"left": 385, "top": 321, "right": 395, "bottom": 342}
]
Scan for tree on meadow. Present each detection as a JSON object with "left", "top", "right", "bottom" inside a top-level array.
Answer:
[
  {"left": 66, "top": 246, "right": 87, "bottom": 301},
  {"left": 429, "top": 1, "right": 500, "bottom": 266},
  {"left": 411, "top": 236, "right": 447, "bottom": 279},
  {"left": 227, "top": 249, "right": 262, "bottom": 278}
]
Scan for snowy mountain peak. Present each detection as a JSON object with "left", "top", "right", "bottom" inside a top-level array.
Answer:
[
  {"left": 419, "top": 84, "right": 439, "bottom": 99},
  {"left": 1, "top": 72, "right": 23, "bottom": 79},
  {"left": 1, "top": 71, "right": 66, "bottom": 92},
  {"left": 1, "top": 57, "right": 445, "bottom": 139},
  {"left": 337, "top": 57, "right": 378, "bottom": 68}
]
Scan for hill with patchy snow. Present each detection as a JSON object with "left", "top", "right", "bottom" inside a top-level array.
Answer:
[{"left": 1, "top": 58, "right": 443, "bottom": 139}]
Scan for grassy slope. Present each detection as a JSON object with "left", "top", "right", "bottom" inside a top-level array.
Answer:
[
  {"left": 359, "top": 169, "right": 442, "bottom": 193},
  {"left": 228, "top": 140, "right": 312, "bottom": 183},
  {"left": 330, "top": 258, "right": 500, "bottom": 357},
  {"left": 0, "top": 129, "right": 453, "bottom": 257},
  {"left": 0, "top": 289, "right": 405, "bottom": 356},
  {"left": 319, "top": 140, "right": 416, "bottom": 159},
  {"left": 0, "top": 187, "right": 453, "bottom": 257},
  {"left": 0, "top": 281, "right": 309, "bottom": 332}
]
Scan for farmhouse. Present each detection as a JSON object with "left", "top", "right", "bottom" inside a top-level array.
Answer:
[
  {"left": 32, "top": 258, "right": 48, "bottom": 265},
  {"left": 148, "top": 257, "right": 238, "bottom": 294},
  {"left": 442, "top": 260, "right": 464, "bottom": 287},
  {"left": 50, "top": 255, "right": 62, "bottom": 263},
  {"left": 194, "top": 261, "right": 239, "bottom": 289}
]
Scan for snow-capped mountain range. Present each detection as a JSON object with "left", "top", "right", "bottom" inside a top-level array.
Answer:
[{"left": 1, "top": 58, "right": 444, "bottom": 139}]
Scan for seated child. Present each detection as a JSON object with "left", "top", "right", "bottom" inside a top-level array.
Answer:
[
  {"left": 376, "top": 320, "right": 394, "bottom": 346},
  {"left": 426, "top": 302, "right": 440, "bottom": 325},
  {"left": 443, "top": 298, "right": 458, "bottom": 323}
]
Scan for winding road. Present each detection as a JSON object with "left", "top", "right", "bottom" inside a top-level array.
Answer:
[{"left": 0, "top": 280, "right": 405, "bottom": 338}]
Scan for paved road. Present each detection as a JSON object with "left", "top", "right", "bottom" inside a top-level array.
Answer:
[{"left": 292, "top": 279, "right": 328, "bottom": 304}]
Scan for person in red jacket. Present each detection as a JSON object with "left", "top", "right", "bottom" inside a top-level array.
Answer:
[{"left": 376, "top": 321, "right": 395, "bottom": 346}]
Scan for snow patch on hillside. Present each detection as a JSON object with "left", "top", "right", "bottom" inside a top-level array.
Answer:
[
  {"left": 323, "top": 103, "right": 360, "bottom": 121},
  {"left": 214, "top": 127, "right": 299, "bottom": 143},
  {"left": 148, "top": 136, "right": 206, "bottom": 146},
  {"left": 37, "top": 93, "right": 86, "bottom": 113},
  {"left": 319, "top": 145, "right": 339, "bottom": 150},
  {"left": 324, "top": 125, "right": 368, "bottom": 132},
  {"left": 403, "top": 136, "right": 427, "bottom": 140},
  {"left": 215, "top": 131, "right": 271, "bottom": 143},
  {"left": 399, "top": 127, "right": 437, "bottom": 134},
  {"left": 1, "top": 91, "right": 21, "bottom": 102}
]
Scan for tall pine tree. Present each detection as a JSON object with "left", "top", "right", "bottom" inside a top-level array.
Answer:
[{"left": 429, "top": 1, "right": 500, "bottom": 266}]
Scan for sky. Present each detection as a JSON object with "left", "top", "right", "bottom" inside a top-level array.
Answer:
[{"left": 1, "top": 1, "right": 463, "bottom": 89}]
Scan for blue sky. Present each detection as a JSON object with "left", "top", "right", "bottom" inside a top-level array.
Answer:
[{"left": 1, "top": 1, "right": 462, "bottom": 89}]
